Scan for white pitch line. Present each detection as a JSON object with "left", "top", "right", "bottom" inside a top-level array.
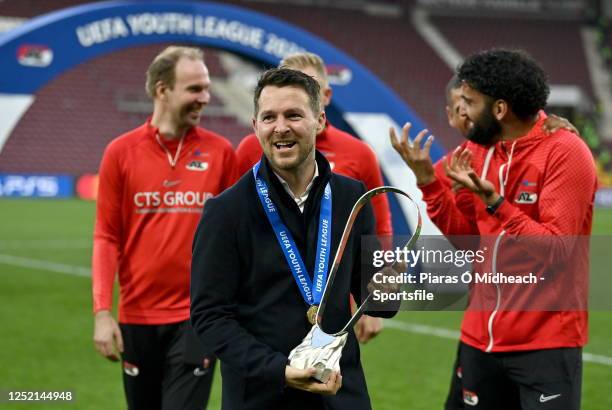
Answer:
[
  {"left": 385, "top": 319, "right": 612, "bottom": 367},
  {"left": 583, "top": 353, "right": 612, "bottom": 366},
  {"left": 386, "top": 319, "right": 460, "bottom": 339},
  {"left": 0, "top": 256, "right": 610, "bottom": 367},
  {"left": 0, "top": 238, "right": 91, "bottom": 250},
  {"left": 0, "top": 254, "right": 90, "bottom": 277}
]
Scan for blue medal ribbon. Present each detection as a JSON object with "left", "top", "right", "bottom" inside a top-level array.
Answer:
[{"left": 253, "top": 161, "right": 331, "bottom": 306}]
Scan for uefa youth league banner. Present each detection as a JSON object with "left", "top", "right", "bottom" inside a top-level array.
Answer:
[{"left": 0, "top": 0, "right": 446, "bottom": 233}]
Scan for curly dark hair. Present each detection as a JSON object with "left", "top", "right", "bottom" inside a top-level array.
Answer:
[
  {"left": 253, "top": 68, "right": 321, "bottom": 116},
  {"left": 457, "top": 49, "right": 549, "bottom": 120}
]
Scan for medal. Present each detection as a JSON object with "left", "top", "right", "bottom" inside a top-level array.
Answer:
[
  {"left": 307, "top": 305, "right": 318, "bottom": 325},
  {"left": 253, "top": 161, "right": 332, "bottom": 322}
]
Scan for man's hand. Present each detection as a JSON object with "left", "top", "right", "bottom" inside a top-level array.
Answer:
[
  {"left": 443, "top": 148, "right": 499, "bottom": 205},
  {"left": 390, "top": 123, "right": 436, "bottom": 186},
  {"left": 355, "top": 315, "right": 383, "bottom": 343},
  {"left": 93, "top": 310, "right": 124, "bottom": 362},
  {"left": 543, "top": 114, "right": 580, "bottom": 136},
  {"left": 285, "top": 366, "right": 342, "bottom": 395},
  {"left": 367, "top": 266, "right": 401, "bottom": 295}
]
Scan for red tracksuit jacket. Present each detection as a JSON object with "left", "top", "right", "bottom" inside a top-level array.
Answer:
[
  {"left": 421, "top": 112, "right": 597, "bottom": 352},
  {"left": 92, "top": 120, "right": 237, "bottom": 324}
]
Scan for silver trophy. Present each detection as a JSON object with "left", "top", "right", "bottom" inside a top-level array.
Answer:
[{"left": 288, "top": 186, "right": 422, "bottom": 383}]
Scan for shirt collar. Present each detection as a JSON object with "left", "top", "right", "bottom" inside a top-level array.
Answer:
[
  {"left": 273, "top": 161, "right": 319, "bottom": 213},
  {"left": 145, "top": 117, "right": 196, "bottom": 142}
]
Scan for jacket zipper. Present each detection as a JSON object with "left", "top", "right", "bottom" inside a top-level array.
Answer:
[
  {"left": 486, "top": 230, "right": 505, "bottom": 352},
  {"left": 483, "top": 142, "right": 515, "bottom": 352}
]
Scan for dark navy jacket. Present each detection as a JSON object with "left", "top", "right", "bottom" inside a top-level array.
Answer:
[{"left": 190, "top": 152, "right": 395, "bottom": 410}]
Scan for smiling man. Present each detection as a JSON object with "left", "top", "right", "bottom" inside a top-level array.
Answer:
[
  {"left": 92, "top": 46, "right": 237, "bottom": 410},
  {"left": 236, "top": 52, "right": 392, "bottom": 344},
  {"left": 392, "top": 49, "right": 596, "bottom": 410},
  {"left": 191, "top": 68, "right": 395, "bottom": 409}
]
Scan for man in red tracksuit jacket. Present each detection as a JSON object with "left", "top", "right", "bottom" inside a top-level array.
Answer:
[
  {"left": 236, "top": 52, "right": 392, "bottom": 343},
  {"left": 92, "top": 46, "right": 237, "bottom": 409},
  {"left": 392, "top": 49, "right": 597, "bottom": 410},
  {"left": 441, "top": 73, "right": 582, "bottom": 410}
]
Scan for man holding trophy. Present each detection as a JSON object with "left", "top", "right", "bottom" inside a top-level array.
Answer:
[{"left": 190, "top": 68, "right": 400, "bottom": 409}]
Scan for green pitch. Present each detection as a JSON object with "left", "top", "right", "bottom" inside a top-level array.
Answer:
[{"left": 0, "top": 199, "right": 611, "bottom": 409}]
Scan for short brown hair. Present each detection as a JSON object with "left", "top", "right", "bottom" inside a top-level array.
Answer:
[
  {"left": 145, "top": 46, "right": 204, "bottom": 98},
  {"left": 280, "top": 52, "right": 328, "bottom": 87},
  {"left": 253, "top": 68, "right": 321, "bottom": 116}
]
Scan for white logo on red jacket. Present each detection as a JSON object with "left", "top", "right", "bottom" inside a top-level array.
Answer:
[
  {"left": 133, "top": 191, "right": 213, "bottom": 208},
  {"left": 186, "top": 161, "right": 208, "bottom": 171},
  {"left": 515, "top": 192, "right": 538, "bottom": 204}
]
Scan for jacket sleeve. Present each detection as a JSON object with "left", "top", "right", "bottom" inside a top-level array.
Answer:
[
  {"left": 92, "top": 143, "right": 123, "bottom": 313},
  {"left": 492, "top": 137, "right": 597, "bottom": 264},
  {"left": 419, "top": 159, "right": 479, "bottom": 236},
  {"left": 359, "top": 145, "right": 393, "bottom": 237},
  {"left": 190, "top": 197, "right": 287, "bottom": 390}
]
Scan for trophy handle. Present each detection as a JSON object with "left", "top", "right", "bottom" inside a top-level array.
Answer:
[{"left": 315, "top": 186, "right": 423, "bottom": 335}]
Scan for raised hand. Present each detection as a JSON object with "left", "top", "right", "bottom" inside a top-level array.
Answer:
[
  {"left": 443, "top": 148, "right": 497, "bottom": 203},
  {"left": 443, "top": 147, "right": 477, "bottom": 191},
  {"left": 389, "top": 122, "right": 436, "bottom": 186}
]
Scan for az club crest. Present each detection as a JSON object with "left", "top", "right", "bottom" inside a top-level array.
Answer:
[
  {"left": 516, "top": 192, "right": 538, "bottom": 204},
  {"left": 17, "top": 44, "right": 53, "bottom": 67},
  {"left": 186, "top": 160, "right": 208, "bottom": 171}
]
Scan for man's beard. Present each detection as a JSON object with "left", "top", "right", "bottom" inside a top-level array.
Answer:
[
  {"left": 269, "top": 141, "right": 314, "bottom": 172},
  {"left": 466, "top": 107, "right": 501, "bottom": 146}
]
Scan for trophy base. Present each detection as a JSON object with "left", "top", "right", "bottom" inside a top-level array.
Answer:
[
  {"left": 312, "top": 362, "right": 332, "bottom": 383},
  {"left": 288, "top": 325, "right": 348, "bottom": 384}
]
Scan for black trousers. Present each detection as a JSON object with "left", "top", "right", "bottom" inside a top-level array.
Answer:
[
  {"left": 120, "top": 320, "right": 216, "bottom": 410},
  {"left": 445, "top": 342, "right": 582, "bottom": 410},
  {"left": 444, "top": 343, "right": 464, "bottom": 410}
]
